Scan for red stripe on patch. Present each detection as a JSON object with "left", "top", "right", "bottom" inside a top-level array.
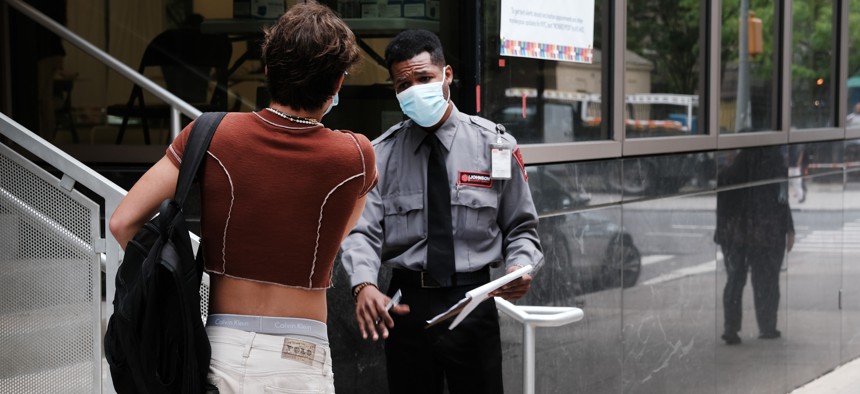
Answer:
[
  {"left": 513, "top": 147, "right": 527, "bottom": 181},
  {"left": 458, "top": 171, "right": 493, "bottom": 188}
]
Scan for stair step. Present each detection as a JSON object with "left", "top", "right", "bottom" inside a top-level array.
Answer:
[
  {"left": 0, "top": 303, "right": 96, "bottom": 378},
  {"left": 0, "top": 360, "right": 94, "bottom": 394},
  {"left": 0, "top": 258, "right": 94, "bottom": 314}
]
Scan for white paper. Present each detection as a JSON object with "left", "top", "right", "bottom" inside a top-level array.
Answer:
[
  {"left": 500, "top": 0, "right": 594, "bottom": 63},
  {"left": 425, "top": 265, "right": 534, "bottom": 329}
]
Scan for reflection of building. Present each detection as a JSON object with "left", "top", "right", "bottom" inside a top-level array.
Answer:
[
  {"left": 5, "top": 1, "right": 860, "bottom": 393},
  {"left": 500, "top": 50, "right": 699, "bottom": 139},
  {"left": 720, "top": 62, "right": 774, "bottom": 133},
  {"left": 518, "top": 49, "right": 654, "bottom": 96},
  {"left": 505, "top": 89, "right": 697, "bottom": 133},
  {"left": 554, "top": 49, "right": 653, "bottom": 95}
]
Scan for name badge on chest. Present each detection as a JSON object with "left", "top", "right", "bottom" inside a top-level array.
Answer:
[
  {"left": 490, "top": 142, "right": 512, "bottom": 179},
  {"left": 490, "top": 123, "right": 511, "bottom": 179}
]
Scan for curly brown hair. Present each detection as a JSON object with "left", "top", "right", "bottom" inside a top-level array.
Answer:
[{"left": 262, "top": 1, "right": 360, "bottom": 111}]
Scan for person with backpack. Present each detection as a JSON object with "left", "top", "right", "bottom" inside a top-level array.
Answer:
[{"left": 109, "top": 2, "right": 374, "bottom": 392}]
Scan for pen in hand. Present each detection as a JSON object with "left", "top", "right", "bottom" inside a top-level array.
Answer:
[{"left": 376, "top": 289, "right": 402, "bottom": 325}]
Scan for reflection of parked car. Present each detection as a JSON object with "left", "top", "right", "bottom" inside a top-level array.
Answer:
[
  {"left": 607, "top": 152, "right": 714, "bottom": 195},
  {"left": 492, "top": 89, "right": 712, "bottom": 195},
  {"left": 526, "top": 167, "right": 642, "bottom": 304},
  {"left": 493, "top": 89, "right": 699, "bottom": 144},
  {"left": 492, "top": 101, "right": 603, "bottom": 144}
]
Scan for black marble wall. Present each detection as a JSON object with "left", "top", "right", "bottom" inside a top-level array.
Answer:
[{"left": 323, "top": 139, "right": 860, "bottom": 394}]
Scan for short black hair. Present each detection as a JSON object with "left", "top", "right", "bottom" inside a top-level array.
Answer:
[{"left": 384, "top": 29, "right": 446, "bottom": 73}]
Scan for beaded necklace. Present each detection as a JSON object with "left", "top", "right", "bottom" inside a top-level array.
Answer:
[{"left": 265, "top": 107, "right": 322, "bottom": 126}]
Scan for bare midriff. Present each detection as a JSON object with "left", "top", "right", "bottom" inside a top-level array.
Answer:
[{"left": 207, "top": 275, "right": 327, "bottom": 323}]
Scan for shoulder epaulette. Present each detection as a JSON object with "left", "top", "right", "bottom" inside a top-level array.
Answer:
[
  {"left": 469, "top": 115, "right": 498, "bottom": 132},
  {"left": 470, "top": 116, "right": 517, "bottom": 144},
  {"left": 372, "top": 119, "right": 411, "bottom": 146}
]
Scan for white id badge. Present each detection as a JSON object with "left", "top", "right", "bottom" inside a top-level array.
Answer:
[{"left": 490, "top": 143, "right": 512, "bottom": 179}]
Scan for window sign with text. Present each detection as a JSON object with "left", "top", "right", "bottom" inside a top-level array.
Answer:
[{"left": 499, "top": 0, "right": 594, "bottom": 63}]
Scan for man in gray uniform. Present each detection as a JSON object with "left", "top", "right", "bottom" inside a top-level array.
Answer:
[{"left": 340, "top": 30, "right": 543, "bottom": 394}]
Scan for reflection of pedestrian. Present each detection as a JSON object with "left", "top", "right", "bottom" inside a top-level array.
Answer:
[
  {"left": 788, "top": 144, "right": 807, "bottom": 203},
  {"left": 848, "top": 103, "right": 860, "bottom": 127},
  {"left": 715, "top": 147, "right": 795, "bottom": 345},
  {"left": 341, "top": 30, "right": 543, "bottom": 393}
]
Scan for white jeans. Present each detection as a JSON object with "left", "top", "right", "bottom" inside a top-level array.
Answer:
[{"left": 206, "top": 326, "right": 335, "bottom": 393}]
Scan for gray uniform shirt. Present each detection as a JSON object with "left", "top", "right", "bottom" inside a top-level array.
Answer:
[{"left": 341, "top": 104, "right": 543, "bottom": 287}]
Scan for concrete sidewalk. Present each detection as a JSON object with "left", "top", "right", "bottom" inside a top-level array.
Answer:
[
  {"left": 615, "top": 181, "right": 860, "bottom": 212},
  {"left": 790, "top": 356, "right": 860, "bottom": 393}
]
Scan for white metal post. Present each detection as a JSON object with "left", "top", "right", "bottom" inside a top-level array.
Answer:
[
  {"left": 495, "top": 298, "right": 584, "bottom": 394},
  {"left": 523, "top": 324, "right": 537, "bottom": 394}
]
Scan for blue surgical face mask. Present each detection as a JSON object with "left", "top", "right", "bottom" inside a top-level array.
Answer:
[
  {"left": 323, "top": 93, "right": 339, "bottom": 116},
  {"left": 396, "top": 81, "right": 449, "bottom": 127}
]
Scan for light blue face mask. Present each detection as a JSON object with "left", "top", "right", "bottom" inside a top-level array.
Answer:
[
  {"left": 396, "top": 81, "right": 449, "bottom": 127},
  {"left": 323, "top": 93, "right": 339, "bottom": 116}
]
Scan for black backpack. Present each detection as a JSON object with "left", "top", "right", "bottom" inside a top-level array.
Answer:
[{"left": 104, "top": 112, "right": 226, "bottom": 393}]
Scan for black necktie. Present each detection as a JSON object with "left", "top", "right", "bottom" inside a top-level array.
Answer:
[{"left": 425, "top": 134, "right": 455, "bottom": 287}]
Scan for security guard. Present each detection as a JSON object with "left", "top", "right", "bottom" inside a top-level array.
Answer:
[{"left": 340, "top": 29, "right": 543, "bottom": 394}]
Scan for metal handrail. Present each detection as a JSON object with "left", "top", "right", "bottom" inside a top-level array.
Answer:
[
  {"left": 0, "top": 111, "right": 203, "bottom": 263},
  {"left": 1, "top": 111, "right": 202, "bottom": 394},
  {"left": 4, "top": 0, "right": 202, "bottom": 139},
  {"left": 0, "top": 111, "right": 126, "bottom": 258},
  {"left": 0, "top": 185, "right": 94, "bottom": 256},
  {"left": 2, "top": 0, "right": 207, "bottom": 318},
  {"left": 495, "top": 298, "right": 584, "bottom": 394},
  {"left": 0, "top": 111, "right": 123, "bottom": 394},
  {"left": 0, "top": 114, "right": 126, "bottom": 223}
]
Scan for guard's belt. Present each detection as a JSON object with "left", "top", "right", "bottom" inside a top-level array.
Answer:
[{"left": 392, "top": 265, "right": 490, "bottom": 288}]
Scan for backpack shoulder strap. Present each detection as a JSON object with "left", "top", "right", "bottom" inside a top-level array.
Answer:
[{"left": 174, "top": 112, "right": 227, "bottom": 205}]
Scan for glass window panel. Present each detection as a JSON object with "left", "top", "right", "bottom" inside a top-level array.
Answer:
[
  {"left": 621, "top": 195, "right": 718, "bottom": 393},
  {"left": 848, "top": 0, "right": 860, "bottom": 127},
  {"left": 786, "top": 172, "right": 842, "bottom": 388},
  {"left": 616, "top": 152, "right": 716, "bottom": 199},
  {"left": 481, "top": 0, "right": 607, "bottom": 144},
  {"left": 843, "top": 139, "right": 860, "bottom": 362},
  {"left": 626, "top": 1, "right": 703, "bottom": 138},
  {"left": 720, "top": 0, "right": 778, "bottom": 133},
  {"left": 791, "top": 0, "right": 834, "bottom": 129},
  {"left": 520, "top": 162, "right": 623, "bottom": 393}
]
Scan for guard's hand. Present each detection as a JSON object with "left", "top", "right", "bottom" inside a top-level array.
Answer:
[
  {"left": 787, "top": 232, "right": 795, "bottom": 252},
  {"left": 490, "top": 266, "right": 533, "bottom": 301},
  {"left": 354, "top": 286, "right": 409, "bottom": 341}
]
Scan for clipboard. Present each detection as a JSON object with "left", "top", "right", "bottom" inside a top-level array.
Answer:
[{"left": 425, "top": 265, "right": 533, "bottom": 330}]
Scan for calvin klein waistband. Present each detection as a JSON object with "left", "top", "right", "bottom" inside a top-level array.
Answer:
[{"left": 206, "top": 314, "right": 328, "bottom": 343}]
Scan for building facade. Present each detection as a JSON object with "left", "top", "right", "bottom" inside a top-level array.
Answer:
[{"left": 3, "top": 0, "right": 860, "bottom": 393}]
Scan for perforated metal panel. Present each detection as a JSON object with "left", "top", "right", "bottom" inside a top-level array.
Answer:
[
  {"left": 0, "top": 143, "right": 100, "bottom": 394},
  {"left": 200, "top": 273, "right": 210, "bottom": 324}
]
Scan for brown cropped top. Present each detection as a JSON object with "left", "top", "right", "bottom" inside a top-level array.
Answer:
[{"left": 167, "top": 111, "right": 377, "bottom": 289}]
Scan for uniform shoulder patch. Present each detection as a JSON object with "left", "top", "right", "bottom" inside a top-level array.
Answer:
[{"left": 513, "top": 147, "right": 527, "bottom": 181}]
